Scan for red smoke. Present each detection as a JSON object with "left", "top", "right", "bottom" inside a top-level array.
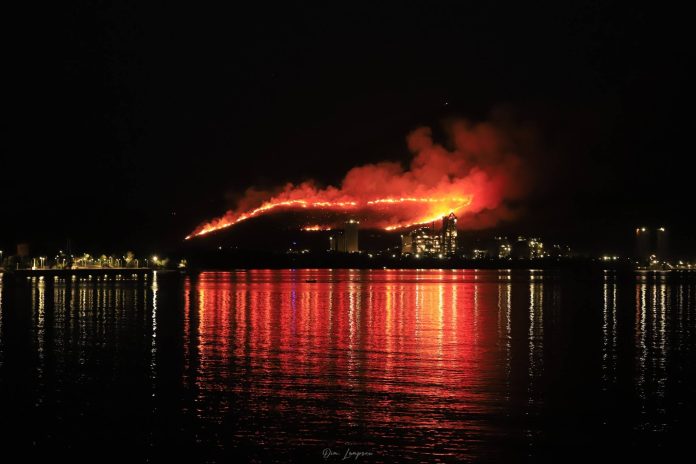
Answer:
[{"left": 187, "top": 119, "right": 529, "bottom": 239}]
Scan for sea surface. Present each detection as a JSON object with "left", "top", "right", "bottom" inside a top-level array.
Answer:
[{"left": 1, "top": 269, "right": 695, "bottom": 463}]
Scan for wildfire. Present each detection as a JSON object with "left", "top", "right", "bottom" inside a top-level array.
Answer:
[
  {"left": 384, "top": 208, "right": 471, "bottom": 231},
  {"left": 185, "top": 199, "right": 358, "bottom": 239},
  {"left": 186, "top": 119, "right": 528, "bottom": 240},
  {"left": 186, "top": 195, "right": 473, "bottom": 239},
  {"left": 366, "top": 197, "right": 470, "bottom": 205},
  {"left": 378, "top": 196, "right": 472, "bottom": 230}
]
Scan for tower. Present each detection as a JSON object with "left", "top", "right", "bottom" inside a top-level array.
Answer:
[
  {"left": 401, "top": 233, "right": 413, "bottom": 255},
  {"left": 344, "top": 220, "right": 359, "bottom": 253},
  {"left": 441, "top": 212, "right": 458, "bottom": 255},
  {"left": 410, "top": 226, "right": 439, "bottom": 256},
  {"left": 656, "top": 227, "right": 669, "bottom": 261},
  {"left": 635, "top": 227, "right": 651, "bottom": 262}
]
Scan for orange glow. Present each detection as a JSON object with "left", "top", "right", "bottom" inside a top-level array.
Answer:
[
  {"left": 366, "top": 196, "right": 470, "bottom": 205},
  {"left": 187, "top": 195, "right": 473, "bottom": 238},
  {"left": 383, "top": 198, "right": 472, "bottom": 230},
  {"left": 185, "top": 199, "right": 359, "bottom": 239},
  {"left": 186, "top": 269, "right": 502, "bottom": 424},
  {"left": 187, "top": 120, "right": 528, "bottom": 239}
]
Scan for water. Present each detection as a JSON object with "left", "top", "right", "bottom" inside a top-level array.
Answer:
[{"left": 1, "top": 269, "right": 695, "bottom": 463}]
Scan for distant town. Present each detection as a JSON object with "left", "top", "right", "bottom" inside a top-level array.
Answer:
[
  {"left": 0, "top": 247, "right": 186, "bottom": 272},
  {"left": 287, "top": 214, "right": 693, "bottom": 271},
  {"left": 1, "top": 213, "right": 693, "bottom": 272}
]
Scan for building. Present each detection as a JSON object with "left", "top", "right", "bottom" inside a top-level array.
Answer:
[
  {"left": 510, "top": 236, "right": 545, "bottom": 259},
  {"left": 401, "top": 214, "right": 457, "bottom": 257},
  {"left": 441, "top": 212, "right": 458, "bottom": 255},
  {"left": 635, "top": 227, "right": 651, "bottom": 262},
  {"left": 400, "top": 233, "right": 413, "bottom": 255},
  {"left": 497, "top": 238, "right": 512, "bottom": 258},
  {"left": 402, "top": 226, "right": 441, "bottom": 256},
  {"left": 329, "top": 220, "right": 359, "bottom": 253},
  {"left": 528, "top": 238, "right": 544, "bottom": 259},
  {"left": 657, "top": 227, "right": 669, "bottom": 261},
  {"left": 344, "top": 220, "right": 359, "bottom": 253},
  {"left": 634, "top": 226, "right": 669, "bottom": 263},
  {"left": 472, "top": 248, "right": 489, "bottom": 259},
  {"left": 485, "top": 236, "right": 511, "bottom": 259},
  {"left": 329, "top": 233, "right": 345, "bottom": 252}
]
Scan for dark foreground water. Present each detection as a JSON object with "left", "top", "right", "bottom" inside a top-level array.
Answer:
[{"left": 1, "top": 269, "right": 696, "bottom": 463}]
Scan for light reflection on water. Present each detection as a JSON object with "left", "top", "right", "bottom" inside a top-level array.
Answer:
[{"left": 0, "top": 269, "right": 696, "bottom": 462}]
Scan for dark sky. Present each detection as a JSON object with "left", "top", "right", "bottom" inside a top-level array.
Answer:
[{"left": 4, "top": 2, "right": 695, "bottom": 256}]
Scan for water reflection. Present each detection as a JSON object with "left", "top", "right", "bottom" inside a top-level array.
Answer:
[
  {"left": 183, "top": 270, "right": 508, "bottom": 459},
  {"left": 0, "top": 275, "right": 3, "bottom": 369},
  {"left": 0, "top": 270, "right": 695, "bottom": 461},
  {"left": 497, "top": 277, "right": 512, "bottom": 398},
  {"left": 528, "top": 274, "right": 544, "bottom": 395},
  {"left": 602, "top": 278, "right": 618, "bottom": 386}
]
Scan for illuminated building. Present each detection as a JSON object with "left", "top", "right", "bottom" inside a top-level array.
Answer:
[
  {"left": 400, "top": 233, "right": 413, "bottom": 254},
  {"left": 401, "top": 217, "right": 454, "bottom": 257},
  {"left": 329, "top": 232, "right": 344, "bottom": 252},
  {"left": 441, "top": 212, "right": 458, "bottom": 255},
  {"left": 635, "top": 227, "right": 650, "bottom": 262},
  {"left": 528, "top": 238, "right": 544, "bottom": 259},
  {"left": 634, "top": 226, "right": 670, "bottom": 263},
  {"left": 402, "top": 226, "right": 441, "bottom": 256},
  {"left": 344, "top": 220, "right": 359, "bottom": 253},
  {"left": 329, "top": 220, "right": 359, "bottom": 253},
  {"left": 472, "top": 248, "right": 489, "bottom": 259},
  {"left": 499, "top": 243, "right": 512, "bottom": 259},
  {"left": 510, "top": 236, "right": 545, "bottom": 259},
  {"left": 489, "top": 236, "right": 511, "bottom": 258},
  {"left": 657, "top": 227, "right": 669, "bottom": 261}
]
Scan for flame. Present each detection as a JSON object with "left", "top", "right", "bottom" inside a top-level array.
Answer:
[
  {"left": 366, "top": 197, "right": 470, "bottom": 205},
  {"left": 301, "top": 225, "right": 332, "bottom": 231},
  {"left": 186, "top": 195, "right": 473, "bottom": 239},
  {"left": 186, "top": 119, "right": 530, "bottom": 240},
  {"left": 384, "top": 202, "right": 471, "bottom": 231},
  {"left": 186, "top": 199, "right": 358, "bottom": 239}
]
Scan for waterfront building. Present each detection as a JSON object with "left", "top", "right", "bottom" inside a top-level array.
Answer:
[
  {"left": 402, "top": 226, "right": 441, "bottom": 256},
  {"left": 635, "top": 227, "right": 651, "bottom": 262},
  {"left": 657, "top": 226, "right": 669, "bottom": 261},
  {"left": 344, "top": 220, "right": 359, "bottom": 253},
  {"left": 441, "top": 213, "right": 458, "bottom": 255},
  {"left": 329, "top": 220, "right": 359, "bottom": 253}
]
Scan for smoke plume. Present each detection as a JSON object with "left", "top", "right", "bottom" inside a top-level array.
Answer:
[{"left": 187, "top": 118, "right": 533, "bottom": 238}]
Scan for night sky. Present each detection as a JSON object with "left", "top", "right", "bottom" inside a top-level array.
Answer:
[{"left": 5, "top": 2, "right": 695, "bottom": 256}]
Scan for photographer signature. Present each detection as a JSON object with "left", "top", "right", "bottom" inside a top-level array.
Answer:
[{"left": 322, "top": 447, "right": 374, "bottom": 461}]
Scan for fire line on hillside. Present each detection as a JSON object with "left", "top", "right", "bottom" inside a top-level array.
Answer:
[{"left": 186, "top": 120, "right": 530, "bottom": 239}]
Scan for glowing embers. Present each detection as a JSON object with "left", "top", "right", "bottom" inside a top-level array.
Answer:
[
  {"left": 301, "top": 225, "right": 332, "bottom": 232},
  {"left": 186, "top": 119, "right": 529, "bottom": 240},
  {"left": 187, "top": 195, "right": 473, "bottom": 238},
  {"left": 372, "top": 196, "right": 472, "bottom": 230},
  {"left": 366, "top": 196, "right": 470, "bottom": 205},
  {"left": 186, "top": 199, "right": 358, "bottom": 239}
]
